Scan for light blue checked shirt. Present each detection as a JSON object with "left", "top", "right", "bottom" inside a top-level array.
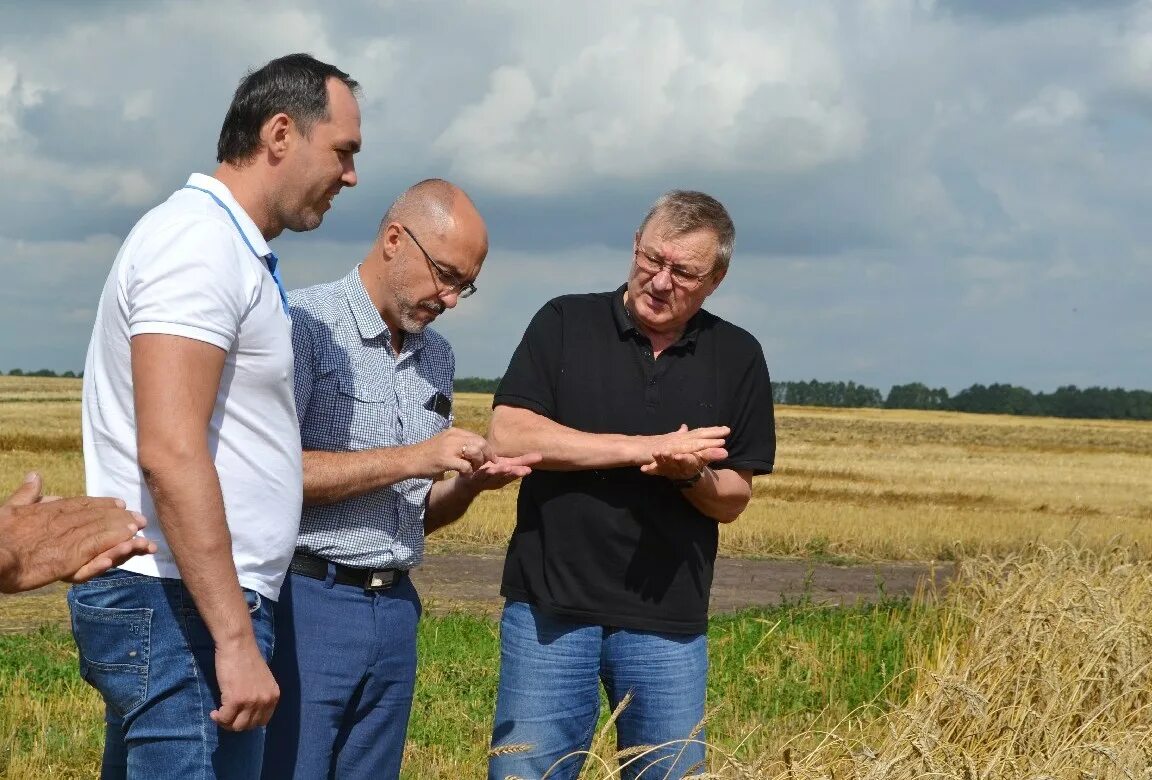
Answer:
[{"left": 288, "top": 266, "right": 455, "bottom": 570}]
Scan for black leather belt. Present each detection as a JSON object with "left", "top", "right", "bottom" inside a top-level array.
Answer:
[{"left": 289, "top": 552, "right": 406, "bottom": 591}]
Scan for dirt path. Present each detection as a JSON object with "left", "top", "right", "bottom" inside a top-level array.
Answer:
[
  {"left": 0, "top": 556, "right": 952, "bottom": 631},
  {"left": 411, "top": 554, "right": 952, "bottom": 617}
]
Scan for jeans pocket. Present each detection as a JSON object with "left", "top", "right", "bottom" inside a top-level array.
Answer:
[{"left": 70, "top": 598, "right": 151, "bottom": 716}]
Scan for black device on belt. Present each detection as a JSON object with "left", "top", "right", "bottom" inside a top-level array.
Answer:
[{"left": 289, "top": 551, "right": 406, "bottom": 592}]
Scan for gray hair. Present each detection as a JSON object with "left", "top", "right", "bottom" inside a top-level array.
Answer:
[{"left": 637, "top": 190, "right": 735, "bottom": 273}]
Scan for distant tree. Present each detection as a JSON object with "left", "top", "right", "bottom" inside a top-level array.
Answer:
[
  {"left": 7, "top": 368, "right": 23, "bottom": 376},
  {"left": 885, "top": 382, "right": 950, "bottom": 410},
  {"left": 30, "top": 369, "right": 59, "bottom": 378},
  {"left": 454, "top": 376, "right": 502, "bottom": 393},
  {"left": 62, "top": 370, "right": 77, "bottom": 378},
  {"left": 771, "top": 377, "right": 1151, "bottom": 421},
  {"left": 948, "top": 383, "right": 1041, "bottom": 416},
  {"left": 1037, "top": 385, "right": 1152, "bottom": 420},
  {"left": 772, "top": 379, "right": 882, "bottom": 408},
  {"left": 841, "top": 381, "right": 883, "bottom": 408}
]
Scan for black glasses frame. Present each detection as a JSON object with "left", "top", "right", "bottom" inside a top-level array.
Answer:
[{"left": 401, "top": 225, "right": 477, "bottom": 299}]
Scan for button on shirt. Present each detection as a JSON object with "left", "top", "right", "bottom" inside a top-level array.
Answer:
[{"left": 289, "top": 267, "right": 455, "bottom": 570}]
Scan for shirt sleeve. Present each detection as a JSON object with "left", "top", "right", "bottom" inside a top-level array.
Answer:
[
  {"left": 493, "top": 299, "right": 563, "bottom": 419},
  {"left": 125, "top": 218, "right": 253, "bottom": 350},
  {"left": 715, "top": 341, "right": 776, "bottom": 475},
  {"left": 288, "top": 301, "right": 318, "bottom": 428}
]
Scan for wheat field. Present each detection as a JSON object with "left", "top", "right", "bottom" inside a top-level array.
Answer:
[
  {"left": 2, "top": 380, "right": 1151, "bottom": 561},
  {"left": 757, "top": 546, "right": 1152, "bottom": 779},
  {"left": 4, "top": 378, "right": 1152, "bottom": 777},
  {"left": 569, "top": 546, "right": 1152, "bottom": 779},
  {"left": 449, "top": 393, "right": 1152, "bottom": 561}
]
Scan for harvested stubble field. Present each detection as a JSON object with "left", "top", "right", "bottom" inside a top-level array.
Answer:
[
  {"left": 3, "top": 378, "right": 1151, "bottom": 562},
  {"left": 447, "top": 393, "right": 1152, "bottom": 562},
  {"left": 2, "top": 377, "right": 1152, "bottom": 778}
]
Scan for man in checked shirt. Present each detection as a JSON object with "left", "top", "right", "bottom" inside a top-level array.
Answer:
[{"left": 261, "top": 179, "right": 539, "bottom": 780}]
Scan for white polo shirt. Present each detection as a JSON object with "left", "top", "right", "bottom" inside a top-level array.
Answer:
[{"left": 82, "top": 173, "right": 303, "bottom": 600}]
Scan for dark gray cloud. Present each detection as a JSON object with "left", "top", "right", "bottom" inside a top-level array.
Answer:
[
  {"left": 935, "top": 0, "right": 1136, "bottom": 22},
  {"left": 0, "top": 0, "right": 149, "bottom": 43},
  {"left": 1, "top": 0, "right": 1150, "bottom": 393}
]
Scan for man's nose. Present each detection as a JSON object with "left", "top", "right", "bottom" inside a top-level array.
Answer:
[
  {"left": 341, "top": 161, "right": 358, "bottom": 188},
  {"left": 650, "top": 266, "right": 674, "bottom": 291},
  {"left": 439, "top": 289, "right": 461, "bottom": 309}
]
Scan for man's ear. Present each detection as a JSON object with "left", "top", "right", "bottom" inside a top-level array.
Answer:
[
  {"left": 380, "top": 222, "right": 404, "bottom": 260},
  {"left": 261, "top": 113, "right": 293, "bottom": 160}
]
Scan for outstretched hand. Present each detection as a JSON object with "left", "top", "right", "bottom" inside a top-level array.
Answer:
[
  {"left": 462, "top": 453, "right": 542, "bottom": 492},
  {"left": 0, "top": 472, "right": 156, "bottom": 593}
]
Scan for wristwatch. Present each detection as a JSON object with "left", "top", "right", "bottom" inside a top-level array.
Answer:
[{"left": 670, "top": 467, "right": 706, "bottom": 489}]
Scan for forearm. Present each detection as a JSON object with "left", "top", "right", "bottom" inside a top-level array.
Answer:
[
  {"left": 489, "top": 406, "right": 649, "bottom": 471},
  {"left": 677, "top": 468, "right": 753, "bottom": 524},
  {"left": 142, "top": 449, "right": 254, "bottom": 648},
  {"left": 303, "top": 447, "right": 425, "bottom": 506},
  {"left": 423, "top": 477, "right": 481, "bottom": 534}
]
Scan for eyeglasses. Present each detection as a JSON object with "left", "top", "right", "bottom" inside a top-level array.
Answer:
[
  {"left": 633, "top": 246, "right": 715, "bottom": 289},
  {"left": 401, "top": 225, "right": 477, "bottom": 299}
]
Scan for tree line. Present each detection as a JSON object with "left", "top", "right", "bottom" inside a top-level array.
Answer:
[
  {"left": 8, "top": 369, "right": 505, "bottom": 390},
  {"left": 9, "top": 370, "right": 504, "bottom": 390},
  {"left": 6, "top": 368, "right": 80, "bottom": 377},
  {"left": 774, "top": 379, "right": 1152, "bottom": 421},
  {"left": 8, "top": 370, "right": 1151, "bottom": 422},
  {"left": 454, "top": 376, "right": 502, "bottom": 393}
]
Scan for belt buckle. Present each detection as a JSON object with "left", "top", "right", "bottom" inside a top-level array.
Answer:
[{"left": 365, "top": 569, "right": 397, "bottom": 591}]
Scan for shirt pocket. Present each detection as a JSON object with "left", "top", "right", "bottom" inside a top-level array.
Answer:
[
  {"left": 393, "top": 386, "right": 451, "bottom": 446},
  {"left": 331, "top": 373, "right": 398, "bottom": 451}
]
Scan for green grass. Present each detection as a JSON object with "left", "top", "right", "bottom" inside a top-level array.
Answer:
[
  {"left": 404, "top": 612, "right": 502, "bottom": 776},
  {"left": 710, "top": 599, "right": 931, "bottom": 724},
  {"left": 402, "top": 599, "right": 939, "bottom": 776},
  {"left": 0, "top": 626, "right": 107, "bottom": 778},
  {"left": 0, "top": 601, "right": 939, "bottom": 779}
]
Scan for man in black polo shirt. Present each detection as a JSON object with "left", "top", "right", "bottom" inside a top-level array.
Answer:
[{"left": 486, "top": 190, "right": 775, "bottom": 780}]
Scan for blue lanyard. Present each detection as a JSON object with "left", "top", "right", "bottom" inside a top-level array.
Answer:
[{"left": 182, "top": 184, "right": 289, "bottom": 315}]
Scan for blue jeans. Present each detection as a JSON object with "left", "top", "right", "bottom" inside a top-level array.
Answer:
[
  {"left": 67, "top": 568, "right": 276, "bottom": 780},
  {"left": 488, "top": 600, "right": 708, "bottom": 780},
  {"left": 261, "top": 568, "right": 421, "bottom": 780}
]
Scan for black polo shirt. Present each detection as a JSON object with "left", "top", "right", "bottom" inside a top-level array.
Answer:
[{"left": 494, "top": 286, "right": 775, "bottom": 634}]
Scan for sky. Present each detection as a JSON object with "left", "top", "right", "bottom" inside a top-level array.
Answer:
[{"left": 1, "top": 0, "right": 1150, "bottom": 394}]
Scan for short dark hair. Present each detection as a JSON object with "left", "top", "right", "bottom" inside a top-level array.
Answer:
[
  {"left": 216, "top": 53, "right": 360, "bottom": 164},
  {"left": 637, "top": 190, "right": 736, "bottom": 273}
]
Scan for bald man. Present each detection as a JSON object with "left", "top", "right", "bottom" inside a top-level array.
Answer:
[{"left": 262, "top": 179, "right": 539, "bottom": 779}]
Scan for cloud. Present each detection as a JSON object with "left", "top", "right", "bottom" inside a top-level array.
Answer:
[
  {"left": 935, "top": 0, "right": 1133, "bottom": 22},
  {"left": 0, "top": 233, "right": 124, "bottom": 371},
  {"left": 0, "top": 0, "right": 1149, "bottom": 394},
  {"left": 1012, "top": 86, "right": 1087, "bottom": 127},
  {"left": 433, "top": 5, "right": 867, "bottom": 194}
]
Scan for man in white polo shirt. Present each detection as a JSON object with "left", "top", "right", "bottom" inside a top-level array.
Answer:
[{"left": 69, "top": 53, "right": 361, "bottom": 779}]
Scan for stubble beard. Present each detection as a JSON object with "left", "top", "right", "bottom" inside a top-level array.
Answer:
[
  {"left": 391, "top": 272, "right": 445, "bottom": 335},
  {"left": 282, "top": 207, "right": 323, "bottom": 234}
]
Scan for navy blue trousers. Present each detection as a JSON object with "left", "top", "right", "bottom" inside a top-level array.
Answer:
[{"left": 261, "top": 567, "right": 420, "bottom": 780}]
